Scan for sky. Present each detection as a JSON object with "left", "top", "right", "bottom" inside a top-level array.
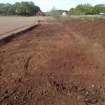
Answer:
[{"left": 0, "top": 0, "right": 105, "bottom": 12}]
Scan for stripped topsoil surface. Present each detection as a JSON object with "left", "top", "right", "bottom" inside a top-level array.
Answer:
[{"left": 0, "top": 20, "right": 105, "bottom": 105}]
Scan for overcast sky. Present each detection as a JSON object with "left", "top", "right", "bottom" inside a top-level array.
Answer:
[{"left": 0, "top": 0, "right": 105, "bottom": 12}]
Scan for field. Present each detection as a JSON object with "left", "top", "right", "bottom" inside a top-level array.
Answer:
[
  {"left": 0, "top": 17, "right": 105, "bottom": 105},
  {"left": 0, "top": 16, "right": 53, "bottom": 35}
]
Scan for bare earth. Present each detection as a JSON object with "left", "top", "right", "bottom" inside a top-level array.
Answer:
[
  {"left": 0, "top": 16, "right": 53, "bottom": 35},
  {"left": 0, "top": 19, "right": 105, "bottom": 105}
]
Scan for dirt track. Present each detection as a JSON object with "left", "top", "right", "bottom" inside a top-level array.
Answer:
[{"left": 0, "top": 20, "right": 105, "bottom": 105}]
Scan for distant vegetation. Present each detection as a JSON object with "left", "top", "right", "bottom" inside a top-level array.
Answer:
[
  {"left": 46, "top": 4, "right": 105, "bottom": 17},
  {"left": 46, "top": 8, "right": 66, "bottom": 16},
  {"left": 1, "top": 2, "right": 105, "bottom": 16},
  {"left": 70, "top": 4, "right": 105, "bottom": 15},
  {"left": 0, "top": 2, "right": 40, "bottom": 16},
  {"left": 46, "top": 7, "right": 68, "bottom": 19}
]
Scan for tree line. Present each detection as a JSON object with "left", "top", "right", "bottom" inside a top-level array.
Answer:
[
  {"left": 0, "top": 2, "right": 40, "bottom": 16},
  {"left": 46, "top": 4, "right": 105, "bottom": 17},
  {"left": 70, "top": 4, "right": 105, "bottom": 15}
]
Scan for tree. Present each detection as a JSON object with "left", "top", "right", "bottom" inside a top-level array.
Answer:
[
  {"left": 0, "top": 2, "right": 41, "bottom": 16},
  {"left": 15, "top": 2, "right": 40, "bottom": 16},
  {"left": 94, "top": 4, "right": 105, "bottom": 14},
  {"left": 70, "top": 4, "right": 93, "bottom": 15},
  {"left": 0, "top": 3, "right": 5, "bottom": 15},
  {"left": 70, "top": 4, "right": 105, "bottom": 15}
]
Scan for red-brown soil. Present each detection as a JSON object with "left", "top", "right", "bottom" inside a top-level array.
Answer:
[{"left": 0, "top": 20, "right": 105, "bottom": 105}]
